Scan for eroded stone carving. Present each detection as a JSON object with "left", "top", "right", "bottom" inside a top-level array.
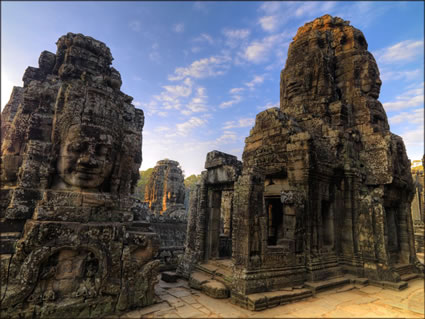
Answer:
[
  {"left": 144, "top": 159, "right": 186, "bottom": 216},
  {"left": 178, "top": 15, "right": 422, "bottom": 311},
  {"left": 0, "top": 33, "right": 159, "bottom": 318}
]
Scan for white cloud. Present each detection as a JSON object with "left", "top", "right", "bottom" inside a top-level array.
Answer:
[
  {"left": 173, "top": 23, "right": 184, "bottom": 33},
  {"left": 230, "top": 87, "right": 245, "bottom": 94},
  {"left": 223, "top": 28, "right": 250, "bottom": 39},
  {"left": 380, "top": 69, "right": 422, "bottom": 82},
  {"left": 383, "top": 85, "right": 424, "bottom": 111},
  {"left": 259, "top": 2, "right": 284, "bottom": 14},
  {"left": 389, "top": 108, "right": 424, "bottom": 126},
  {"left": 194, "top": 33, "right": 214, "bottom": 45},
  {"left": 245, "top": 75, "right": 264, "bottom": 88},
  {"left": 259, "top": 15, "right": 279, "bottom": 32},
  {"left": 223, "top": 118, "right": 254, "bottom": 129},
  {"left": 215, "top": 131, "right": 238, "bottom": 144},
  {"left": 258, "top": 101, "right": 279, "bottom": 111},
  {"left": 183, "top": 87, "right": 209, "bottom": 114},
  {"left": 168, "top": 55, "right": 231, "bottom": 81},
  {"left": 193, "top": 1, "right": 208, "bottom": 13},
  {"left": 128, "top": 20, "right": 141, "bottom": 32},
  {"left": 222, "top": 28, "right": 251, "bottom": 48},
  {"left": 219, "top": 95, "right": 242, "bottom": 109},
  {"left": 176, "top": 117, "right": 207, "bottom": 136},
  {"left": 155, "top": 126, "right": 171, "bottom": 132},
  {"left": 163, "top": 84, "right": 192, "bottom": 98},
  {"left": 149, "top": 51, "right": 160, "bottom": 63},
  {"left": 374, "top": 40, "right": 424, "bottom": 64},
  {"left": 191, "top": 47, "right": 201, "bottom": 53},
  {"left": 240, "top": 32, "right": 289, "bottom": 63}
]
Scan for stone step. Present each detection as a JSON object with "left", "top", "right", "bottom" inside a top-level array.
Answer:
[
  {"left": 304, "top": 276, "right": 351, "bottom": 294},
  {"left": 196, "top": 262, "right": 233, "bottom": 281},
  {"left": 238, "top": 288, "right": 313, "bottom": 311},
  {"left": 394, "top": 263, "right": 417, "bottom": 276},
  {"left": 370, "top": 280, "right": 408, "bottom": 291},
  {"left": 188, "top": 271, "right": 229, "bottom": 299},
  {"left": 400, "top": 273, "right": 419, "bottom": 281},
  {"left": 161, "top": 271, "right": 179, "bottom": 283}
]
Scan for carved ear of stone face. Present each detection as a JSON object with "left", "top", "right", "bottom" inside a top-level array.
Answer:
[{"left": 55, "top": 124, "right": 116, "bottom": 191}]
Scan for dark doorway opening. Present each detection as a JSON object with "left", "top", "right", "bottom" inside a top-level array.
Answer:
[{"left": 266, "top": 197, "right": 283, "bottom": 246}]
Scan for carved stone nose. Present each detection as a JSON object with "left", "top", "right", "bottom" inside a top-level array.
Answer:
[{"left": 78, "top": 153, "right": 97, "bottom": 166}]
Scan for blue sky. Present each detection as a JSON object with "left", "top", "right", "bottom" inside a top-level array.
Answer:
[{"left": 2, "top": 1, "right": 424, "bottom": 176}]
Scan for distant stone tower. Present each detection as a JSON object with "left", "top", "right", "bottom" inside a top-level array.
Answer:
[
  {"left": 144, "top": 159, "right": 186, "bottom": 216},
  {"left": 0, "top": 33, "right": 159, "bottom": 317}
]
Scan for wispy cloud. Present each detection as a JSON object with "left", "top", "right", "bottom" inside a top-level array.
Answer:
[
  {"left": 229, "top": 87, "right": 245, "bottom": 94},
  {"left": 155, "top": 126, "right": 171, "bottom": 133},
  {"left": 194, "top": 33, "right": 214, "bottom": 45},
  {"left": 215, "top": 131, "right": 238, "bottom": 144},
  {"left": 219, "top": 95, "right": 242, "bottom": 109},
  {"left": 245, "top": 75, "right": 264, "bottom": 88},
  {"left": 389, "top": 108, "right": 423, "bottom": 126},
  {"left": 183, "top": 87, "right": 209, "bottom": 115},
  {"left": 259, "top": 15, "right": 279, "bottom": 32},
  {"left": 258, "top": 101, "right": 279, "bottom": 111},
  {"left": 168, "top": 55, "right": 231, "bottom": 81},
  {"left": 173, "top": 23, "right": 184, "bottom": 33},
  {"left": 128, "top": 20, "right": 141, "bottom": 32},
  {"left": 222, "top": 28, "right": 250, "bottom": 48},
  {"left": 380, "top": 68, "right": 422, "bottom": 82},
  {"left": 240, "top": 32, "right": 289, "bottom": 63},
  {"left": 193, "top": 1, "right": 208, "bottom": 13},
  {"left": 176, "top": 117, "right": 207, "bottom": 136},
  {"left": 374, "top": 40, "right": 424, "bottom": 64},
  {"left": 223, "top": 118, "right": 254, "bottom": 129},
  {"left": 383, "top": 84, "right": 424, "bottom": 112}
]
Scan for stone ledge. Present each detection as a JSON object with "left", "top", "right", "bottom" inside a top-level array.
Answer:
[{"left": 304, "top": 276, "right": 351, "bottom": 294}]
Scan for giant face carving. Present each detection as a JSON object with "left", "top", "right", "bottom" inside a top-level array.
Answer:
[
  {"left": 56, "top": 124, "right": 116, "bottom": 190},
  {"left": 359, "top": 55, "right": 382, "bottom": 99}
]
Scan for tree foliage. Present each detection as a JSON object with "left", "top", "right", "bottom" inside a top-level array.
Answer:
[
  {"left": 134, "top": 168, "right": 153, "bottom": 200},
  {"left": 184, "top": 174, "right": 201, "bottom": 189}
]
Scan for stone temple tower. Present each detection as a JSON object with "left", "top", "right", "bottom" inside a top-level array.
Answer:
[
  {"left": 178, "top": 15, "right": 423, "bottom": 311},
  {"left": 1, "top": 33, "right": 159, "bottom": 317}
]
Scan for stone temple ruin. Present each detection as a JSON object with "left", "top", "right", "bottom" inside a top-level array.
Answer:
[
  {"left": 0, "top": 33, "right": 159, "bottom": 317},
  {"left": 411, "top": 156, "right": 424, "bottom": 258},
  {"left": 144, "top": 159, "right": 186, "bottom": 217},
  {"left": 144, "top": 159, "right": 187, "bottom": 271},
  {"left": 1, "top": 14, "right": 423, "bottom": 317},
  {"left": 178, "top": 15, "right": 424, "bottom": 310}
]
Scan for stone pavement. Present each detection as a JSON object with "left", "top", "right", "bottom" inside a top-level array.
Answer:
[{"left": 110, "top": 277, "right": 424, "bottom": 318}]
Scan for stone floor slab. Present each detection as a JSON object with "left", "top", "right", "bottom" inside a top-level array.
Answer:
[{"left": 117, "top": 278, "right": 424, "bottom": 318}]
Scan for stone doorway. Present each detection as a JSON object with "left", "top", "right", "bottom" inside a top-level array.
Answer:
[
  {"left": 266, "top": 197, "right": 284, "bottom": 246},
  {"left": 385, "top": 206, "right": 400, "bottom": 264},
  {"left": 207, "top": 189, "right": 232, "bottom": 259}
]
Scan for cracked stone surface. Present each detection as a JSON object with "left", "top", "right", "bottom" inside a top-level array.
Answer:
[{"left": 112, "top": 277, "right": 424, "bottom": 318}]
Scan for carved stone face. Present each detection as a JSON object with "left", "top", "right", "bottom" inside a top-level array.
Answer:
[
  {"left": 359, "top": 56, "right": 382, "bottom": 99},
  {"left": 56, "top": 124, "right": 116, "bottom": 190}
]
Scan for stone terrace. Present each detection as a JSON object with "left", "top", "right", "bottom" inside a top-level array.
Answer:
[{"left": 109, "top": 277, "right": 424, "bottom": 318}]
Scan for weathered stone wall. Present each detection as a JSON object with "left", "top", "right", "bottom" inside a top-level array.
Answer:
[
  {"left": 148, "top": 216, "right": 187, "bottom": 271},
  {"left": 0, "top": 33, "right": 159, "bottom": 318},
  {"left": 411, "top": 157, "right": 424, "bottom": 254},
  {"left": 177, "top": 151, "right": 242, "bottom": 278},
  {"left": 144, "top": 159, "right": 186, "bottom": 215}
]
